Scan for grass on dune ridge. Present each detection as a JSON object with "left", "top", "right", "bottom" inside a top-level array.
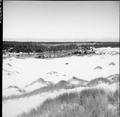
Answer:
[
  {"left": 18, "top": 87, "right": 119, "bottom": 117},
  {"left": 3, "top": 74, "right": 119, "bottom": 101}
]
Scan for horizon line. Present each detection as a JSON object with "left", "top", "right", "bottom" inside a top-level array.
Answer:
[
  {"left": 3, "top": 38, "right": 119, "bottom": 42},
  {"left": 3, "top": 40, "right": 119, "bottom": 43}
]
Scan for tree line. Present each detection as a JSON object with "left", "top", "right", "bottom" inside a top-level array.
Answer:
[{"left": 3, "top": 41, "right": 119, "bottom": 53}]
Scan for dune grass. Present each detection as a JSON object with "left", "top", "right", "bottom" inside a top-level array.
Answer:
[
  {"left": 18, "top": 88, "right": 119, "bottom": 117},
  {"left": 94, "top": 66, "right": 103, "bottom": 70},
  {"left": 109, "top": 62, "right": 116, "bottom": 66},
  {"left": 87, "top": 77, "right": 111, "bottom": 86},
  {"left": 3, "top": 74, "right": 119, "bottom": 101},
  {"left": 2, "top": 82, "right": 75, "bottom": 101}
]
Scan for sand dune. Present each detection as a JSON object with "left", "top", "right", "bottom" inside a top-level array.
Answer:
[
  {"left": 2, "top": 47, "right": 119, "bottom": 117},
  {"left": 3, "top": 81, "right": 119, "bottom": 117},
  {"left": 68, "top": 77, "right": 88, "bottom": 86}
]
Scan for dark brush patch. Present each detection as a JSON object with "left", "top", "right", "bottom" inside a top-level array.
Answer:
[
  {"left": 6, "top": 63, "right": 12, "bottom": 67},
  {"left": 109, "top": 62, "right": 116, "bottom": 66},
  {"left": 94, "top": 66, "right": 103, "bottom": 70},
  {"left": 65, "top": 62, "right": 69, "bottom": 65}
]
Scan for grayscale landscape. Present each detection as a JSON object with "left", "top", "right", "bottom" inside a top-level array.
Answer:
[
  {"left": 2, "top": 42, "right": 120, "bottom": 117},
  {"left": 3, "top": 1, "right": 119, "bottom": 117}
]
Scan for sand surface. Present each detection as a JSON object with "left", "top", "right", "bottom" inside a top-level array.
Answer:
[{"left": 2, "top": 47, "right": 119, "bottom": 117}]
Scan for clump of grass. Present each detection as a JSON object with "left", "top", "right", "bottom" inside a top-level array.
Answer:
[
  {"left": 8, "top": 85, "right": 26, "bottom": 93},
  {"left": 18, "top": 88, "right": 119, "bottom": 117},
  {"left": 78, "top": 88, "right": 108, "bottom": 117},
  {"left": 109, "top": 62, "right": 116, "bottom": 66},
  {"left": 65, "top": 62, "right": 69, "bottom": 65},
  {"left": 107, "top": 89, "right": 119, "bottom": 104},
  {"left": 87, "top": 77, "right": 111, "bottom": 86},
  {"left": 3, "top": 83, "right": 74, "bottom": 101},
  {"left": 94, "top": 66, "right": 103, "bottom": 70},
  {"left": 107, "top": 74, "right": 119, "bottom": 83}
]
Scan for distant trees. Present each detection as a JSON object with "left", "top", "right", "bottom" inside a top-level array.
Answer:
[
  {"left": 3, "top": 41, "right": 79, "bottom": 53},
  {"left": 3, "top": 41, "right": 119, "bottom": 53},
  {"left": 3, "top": 41, "right": 48, "bottom": 53}
]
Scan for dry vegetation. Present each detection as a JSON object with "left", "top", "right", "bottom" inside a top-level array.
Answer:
[
  {"left": 3, "top": 74, "right": 119, "bottom": 102},
  {"left": 94, "top": 66, "right": 103, "bottom": 70},
  {"left": 109, "top": 62, "right": 116, "bottom": 66},
  {"left": 18, "top": 88, "right": 119, "bottom": 117},
  {"left": 2, "top": 42, "right": 119, "bottom": 117},
  {"left": 3, "top": 41, "right": 119, "bottom": 59}
]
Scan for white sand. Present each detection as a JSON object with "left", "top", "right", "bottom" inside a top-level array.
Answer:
[
  {"left": 3, "top": 51, "right": 119, "bottom": 96},
  {"left": 3, "top": 51, "right": 119, "bottom": 89},
  {"left": 25, "top": 82, "right": 47, "bottom": 92},
  {"left": 2, "top": 47, "right": 119, "bottom": 117}
]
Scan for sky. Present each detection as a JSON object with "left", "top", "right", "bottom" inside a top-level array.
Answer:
[{"left": 3, "top": 1, "right": 119, "bottom": 42}]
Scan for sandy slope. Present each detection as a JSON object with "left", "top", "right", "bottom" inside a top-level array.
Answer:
[
  {"left": 2, "top": 88, "right": 85, "bottom": 117},
  {"left": 3, "top": 82, "right": 119, "bottom": 117},
  {"left": 2, "top": 47, "right": 119, "bottom": 117},
  {"left": 3, "top": 51, "right": 119, "bottom": 87}
]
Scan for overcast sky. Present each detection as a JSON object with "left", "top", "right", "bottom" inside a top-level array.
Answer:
[{"left": 3, "top": 1, "right": 119, "bottom": 42}]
